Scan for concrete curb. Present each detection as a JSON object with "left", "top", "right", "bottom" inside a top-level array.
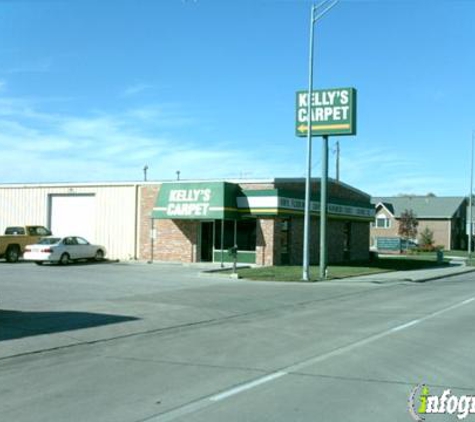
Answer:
[
  {"left": 221, "top": 266, "right": 475, "bottom": 285},
  {"left": 407, "top": 267, "right": 475, "bottom": 283},
  {"left": 341, "top": 266, "right": 475, "bottom": 284}
]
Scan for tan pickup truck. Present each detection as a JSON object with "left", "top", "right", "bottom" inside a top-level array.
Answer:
[{"left": 0, "top": 225, "right": 52, "bottom": 263}]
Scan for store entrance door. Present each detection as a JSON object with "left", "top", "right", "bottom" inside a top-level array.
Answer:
[{"left": 200, "top": 221, "right": 214, "bottom": 262}]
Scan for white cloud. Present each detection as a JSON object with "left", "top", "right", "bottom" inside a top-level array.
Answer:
[
  {"left": 0, "top": 97, "right": 303, "bottom": 184},
  {"left": 336, "top": 146, "right": 461, "bottom": 197},
  {"left": 0, "top": 97, "right": 61, "bottom": 122},
  {"left": 3, "top": 96, "right": 451, "bottom": 193}
]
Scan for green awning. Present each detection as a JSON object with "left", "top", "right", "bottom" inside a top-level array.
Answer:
[
  {"left": 152, "top": 182, "right": 242, "bottom": 220},
  {"left": 237, "top": 189, "right": 375, "bottom": 221},
  {"left": 152, "top": 183, "right": 374, "bottom": 222}
]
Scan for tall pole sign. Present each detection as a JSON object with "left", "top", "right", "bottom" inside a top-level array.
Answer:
[
  {"left": 297, "top": 87, "right": 357, "bottom": 280},
  {"left": 296, "top": 88, "right": 357, "bottom": 137}
]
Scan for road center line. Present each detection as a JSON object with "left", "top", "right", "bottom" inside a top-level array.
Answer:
[
  {"left": 286, "top": 296, "right": 475, "bottom": 374},
  {"left": 146, "top": 295, "right": 475, "bottom": 422},
  {"left": 390, "top": 319, "right": 421, "bottom": 332},
  {"left": 210, "top": 371, "right": 287, "bottom": 402}
]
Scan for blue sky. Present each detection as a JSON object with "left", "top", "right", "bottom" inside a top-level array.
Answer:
[{"left": 0, "top": 0, "right": 473, "bottom": 196}]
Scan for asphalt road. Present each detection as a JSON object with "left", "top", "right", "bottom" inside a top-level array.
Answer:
[{"left": 1, "top": 261, "right": 475, "bottom": 422}]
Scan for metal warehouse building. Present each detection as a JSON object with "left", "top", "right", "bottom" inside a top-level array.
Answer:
[
  {"left": 0, "top": 182, "right": 140, "bottom": 260},
  {"left": 0, "top": 178, "right": 374, "bottom": 265}
]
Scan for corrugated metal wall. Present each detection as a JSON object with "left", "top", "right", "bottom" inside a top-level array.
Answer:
[{"left": 0, "top": 184, "right": 138, "bottom": 260}]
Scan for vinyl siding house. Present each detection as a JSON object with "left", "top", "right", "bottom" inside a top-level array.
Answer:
[{"left": 370, "top": 196, "right": 467, "bottom": 251}]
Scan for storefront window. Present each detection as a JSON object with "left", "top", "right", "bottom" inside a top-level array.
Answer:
[
  {"left": 214, "top": 220, "right": 256, "bottom": 251},
  {"left": 280, "top": 218, "right": 290, "bottom": 265}
]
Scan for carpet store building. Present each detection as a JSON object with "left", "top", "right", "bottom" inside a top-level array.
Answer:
[{"left": 0, "top": 178, "right": 373, "bottom": 265}]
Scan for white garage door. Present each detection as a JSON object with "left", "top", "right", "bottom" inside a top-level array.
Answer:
[{"left": 50, "top": 195, "right": 96, "bottom": 241}]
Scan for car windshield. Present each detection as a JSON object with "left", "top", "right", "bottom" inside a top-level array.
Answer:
[{"left": 38, "top": 237, "right": 61, "bottom": 245}]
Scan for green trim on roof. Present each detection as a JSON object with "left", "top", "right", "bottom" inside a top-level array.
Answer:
[{"left": 151, "top": 181, "right": 374, "bottom": 222}]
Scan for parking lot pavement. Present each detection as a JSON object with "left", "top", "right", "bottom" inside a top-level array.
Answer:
[
  {"left": 2, "top": 262, "right": 475, "bottom": 422},
  {"left": 0, "top": 261, "right": 374, "bottom": 359},
  {"left": 2, "top": 261, "right": 473, "bottom": 360},
  {"left": 0, "top": 261, "right": 244, "bottom": 357}
]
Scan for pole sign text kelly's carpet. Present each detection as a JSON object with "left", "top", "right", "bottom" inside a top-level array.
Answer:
[{"left": 296, "top": 87, "right": 357, "bottom": 137}]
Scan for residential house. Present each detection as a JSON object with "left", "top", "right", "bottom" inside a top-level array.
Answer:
[{"left": 371, "top": 196, "right": 467, "bottom": 251}]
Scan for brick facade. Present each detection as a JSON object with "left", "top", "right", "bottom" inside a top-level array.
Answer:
[
  {"left": 418, "top": 220, "right": 451, "bottom": 249},
  {"left": 139, "top": 185, "right": 200, "bottom": 263},
  {"left": 287, "top": 217, "right": 369, "bottom": 265},
  {"left": 152, "top": 219, "right": 199, "bottom": 263},
  {"left": 140, "top": 180, "right": 371, "bottom": 265},
  {"left": 256, "top": 218, "right": 282, "bottom": 266},
  {"left": 348, "top": 221, "right": 371, "bottom": 261},
  {"left": 139, "top": 185, "right": 159, "bottom": 260}
]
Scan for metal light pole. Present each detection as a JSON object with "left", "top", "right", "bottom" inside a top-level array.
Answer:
[
  {"left": 302, "top": 0, "right": 338, "bottom": 281},
  {"left": 319, "top": 135, "right": 329, "bottom": 279},
  {"left": 469, "top": 130, "right": 474, "bottom": 263},
  {"left": 335, "top": 140, "right": 340, "bottom": 182}
]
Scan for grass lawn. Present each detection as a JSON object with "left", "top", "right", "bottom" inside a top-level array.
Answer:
[
  {"left": 399, "top": 249, "right": 475, "bottom": 266},
  {"left": 232, "top": 256, "right": 450, "bottom": 282},
  {"left": 439, "top": 250, "right": 475, "bottom": 265},
  {"left": 440, "top": 250, "right": 469, "bottom": 257},
  {"left": 403, "top": 250, "right": 459, "bottom": 258}
]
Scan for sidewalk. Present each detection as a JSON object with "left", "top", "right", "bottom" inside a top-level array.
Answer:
[{"left": 335, "top": 264, "right": 475, "bottom": 284}]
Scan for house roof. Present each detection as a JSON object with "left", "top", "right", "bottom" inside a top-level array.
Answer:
[{"left": 371, "top": 196, "right": 466, "bottom": 219}]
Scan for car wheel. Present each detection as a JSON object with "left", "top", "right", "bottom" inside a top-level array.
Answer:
[
  {"left": 5, "top": 246, "right": 20, "bottom": 263},
  {"left": 35, "top": 261, "right": 43, "bottom": 266},
  {"left": 59, "top": 253, "right": 70, "bottom": 265},
  {"left": 94, "top": 250, "right": 104, "bottom": 261}
]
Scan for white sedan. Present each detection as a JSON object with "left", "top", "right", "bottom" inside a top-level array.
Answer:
[{"left": 23, "top": 236, "right": 106, "bottom": 265}]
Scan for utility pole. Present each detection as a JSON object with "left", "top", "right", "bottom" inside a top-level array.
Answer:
[
  {"left": 319, "top": 135, "right": 329, "bottom": 279},
  {"left": 335, "top": 140, "right": 340, "bottom": 182},
  {"left": 469, "top": 130, "right": 474, "bottom": 263},
  {"left": 302, "top": 0, "right": 338, "bottom": 282}
]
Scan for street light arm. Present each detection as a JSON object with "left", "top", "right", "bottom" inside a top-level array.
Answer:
[{"left": 313, "top": 0, "right": 338, "bottom": 23}]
